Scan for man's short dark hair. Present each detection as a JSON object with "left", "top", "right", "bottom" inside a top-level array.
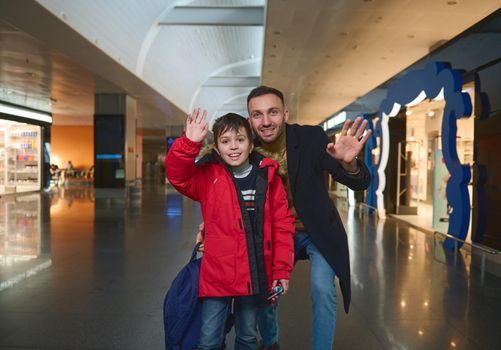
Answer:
[
  {"left": 247, "top": 86, "right": 285, "bottom": 107},
  {"left": 212, "top": 113, "right": 253, "bottom": 146}
]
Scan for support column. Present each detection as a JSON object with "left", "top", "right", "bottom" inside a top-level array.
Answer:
[
  {"left": 94, "top": 94, "right": 137, "bottom": 188},
  {"left": 125, "top": 96, "right": 137, "bottom": 182}
]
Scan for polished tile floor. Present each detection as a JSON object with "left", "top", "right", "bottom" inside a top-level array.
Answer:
[{"left": 0, "top": 183, "right": 500, "bottom": 349}]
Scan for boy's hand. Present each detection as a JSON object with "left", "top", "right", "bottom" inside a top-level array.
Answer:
[
  {"left": 196, "top": 222, "right": 205, "bottom": 252},
  {"left": 272, "top": 279, "right": 289, "bottom": 295},
  {"left": 186, "top": 108, "right": 209, "bottom": 142}
]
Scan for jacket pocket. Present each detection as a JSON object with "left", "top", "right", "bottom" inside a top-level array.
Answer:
[{"left": 204, "top": 237, "right": 236, "bottom": 285}]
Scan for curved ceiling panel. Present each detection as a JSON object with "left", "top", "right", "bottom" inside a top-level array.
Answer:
[
  {"left": 142, "top": 25, "right": 263, "bottom": 110},
  {"left": 36, "top": 0, "right": 264, "bottom": 126},
  {"left": 38, "top": 0, "right": 174, "bottom": 73}
]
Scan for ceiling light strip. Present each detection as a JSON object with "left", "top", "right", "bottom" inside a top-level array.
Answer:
[{"left": 0, "top": 103, "right": 52, "bottom": 124}]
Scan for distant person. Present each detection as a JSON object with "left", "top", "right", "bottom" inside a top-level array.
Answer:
[
  {"left": 65, "top": 160, "right": 75, "bottom": 177},
  {"left": 49, "top": 164, "right": 61, "bottom": 186},
  {"left": 86, "top": 165, "right": 94, "bottom": 182},
  {"left": 166, "top": 110, "right": 294, "bottom": 350}
]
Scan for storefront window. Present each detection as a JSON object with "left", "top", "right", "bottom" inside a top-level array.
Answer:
[
  {"left": 401, "top": 81, "right": 475, "bottom": 236},
  {"left": 0, "top": 120, "right": 41, "bottom": 194}
]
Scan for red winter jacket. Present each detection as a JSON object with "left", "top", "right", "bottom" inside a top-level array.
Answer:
[{"left": 166, "top": 136, "right": 294, "bottom": 298}]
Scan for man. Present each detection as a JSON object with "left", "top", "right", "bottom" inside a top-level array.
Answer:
[{"left": 247, "top": 86, "right": 371, "bottom": 350}]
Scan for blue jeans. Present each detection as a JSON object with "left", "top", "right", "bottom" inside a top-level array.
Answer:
[
  {"left": 199, "top": 296, "right": 258, "bottom": 350},
  {"left": 257, "top": 232, "right": 337, "bottom": 350}
]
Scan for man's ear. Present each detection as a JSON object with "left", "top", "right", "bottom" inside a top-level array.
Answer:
[{"left": 284, "top": 108, "right": 289, "bottom": 122}]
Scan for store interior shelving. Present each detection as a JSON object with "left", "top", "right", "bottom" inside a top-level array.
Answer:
[{"left": 0, "top": 124, "right": 41, "bottom": 194}]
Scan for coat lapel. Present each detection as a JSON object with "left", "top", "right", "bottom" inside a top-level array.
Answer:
[{"left": 285, "top": 124, "right": 300, "bottom": 195}]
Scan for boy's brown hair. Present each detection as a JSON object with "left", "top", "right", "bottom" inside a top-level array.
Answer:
[{"left": 212, "top": 113, "right": 253, "bottom": 146}]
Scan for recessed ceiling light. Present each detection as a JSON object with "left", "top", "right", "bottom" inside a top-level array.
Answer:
[
  {"left": 447, "top": 1, "right": 457, "bottom": 5},
  {"left": 408, "top": 34, "right": 415, "bottom": 39},
  {"left": 352, "top": 44, "right": 359, "bottom": 50},
  {"left": 325, "top": 55, "right": 332, "bottom": 59},
  {"left": 381, "top": 56, "right": 387, "bottom": 60},
  {"left": 340, "top": 31, "right": 349, "bottom": 36},
  {"left": 273, "top": 30, "right": 281, "bottom": 35}
]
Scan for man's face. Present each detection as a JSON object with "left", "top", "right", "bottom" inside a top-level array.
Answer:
[{"left": 247, "top": 93, "right": 289, "bottom": 143}]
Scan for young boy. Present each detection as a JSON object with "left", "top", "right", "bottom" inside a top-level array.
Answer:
[{"left": 166, "top": 109, "right": 294, "bottom": 350}]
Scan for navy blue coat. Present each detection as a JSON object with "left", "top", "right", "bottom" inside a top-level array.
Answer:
[{"left": 257, "top": 123, "right": 371, "bottom": 313}]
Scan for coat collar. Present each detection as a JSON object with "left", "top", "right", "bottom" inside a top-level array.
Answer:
[
  {"left": 253, "top": 124, "right": 301, "bottom": 194},
  {"left": 285, "top": 124, "right": 300, "bottom": 195}
]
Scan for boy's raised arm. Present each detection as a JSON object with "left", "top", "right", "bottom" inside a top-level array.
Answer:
[{"left": 165, "top": 109, "right": 209, "bottom": 201}]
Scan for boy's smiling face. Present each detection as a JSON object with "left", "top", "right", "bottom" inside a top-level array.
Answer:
[{"left": 216, "top": 127, "right": 254, "bottom": 167}]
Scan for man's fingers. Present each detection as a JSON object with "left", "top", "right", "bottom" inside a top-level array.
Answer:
[
  {"left": 359, "top": 129, "right": 372, "bottom": 145},
  {"left": 354, "top": 119, "right": 368, "bottom": 139},
  {"left": 340, "top": 119, "right": 351, "bottom": 136},
  {"left": 349, "top": 117, "right": 362, "bottom": 136},
  {"left": 326, "top": 143, "right": 335, "bottom": 155}
]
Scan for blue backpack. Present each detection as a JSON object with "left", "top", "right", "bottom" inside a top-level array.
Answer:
[{"left": 164, "top": 244, "right": 202, "bottom": 350}]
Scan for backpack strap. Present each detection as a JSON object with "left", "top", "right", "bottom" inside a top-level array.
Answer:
[{"left": 190, "top": 242, "right": 202, "bottom": 262}]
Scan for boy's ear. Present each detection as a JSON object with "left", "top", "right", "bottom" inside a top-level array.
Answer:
[{"left": 214, "top": 145, "right": 220, "bottom": 155}]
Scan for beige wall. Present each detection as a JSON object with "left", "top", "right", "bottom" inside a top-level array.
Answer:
[{"left": 51, "top": 125, "right": 94, "bottom": 172}]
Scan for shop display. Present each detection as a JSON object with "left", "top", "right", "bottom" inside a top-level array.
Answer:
[
  {"left": 0, "top": 122, "right": 41, "bottom": 194},
  {"left": 432, "top": 149, "right": 450, "bottom": 232},
  {"left": 0, "top": 129, "right": 5, "bottom": 187}
]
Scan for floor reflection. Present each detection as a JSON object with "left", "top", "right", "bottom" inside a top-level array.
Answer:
[
  {"left": 0, "top": 188, "right": 499, "bottom": 349},
  {"left": 50, "top": 186, "right": 95, "bottom": 219},
  {"left": 0, "top": 193, "right": 51, "bottom": 291}
]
